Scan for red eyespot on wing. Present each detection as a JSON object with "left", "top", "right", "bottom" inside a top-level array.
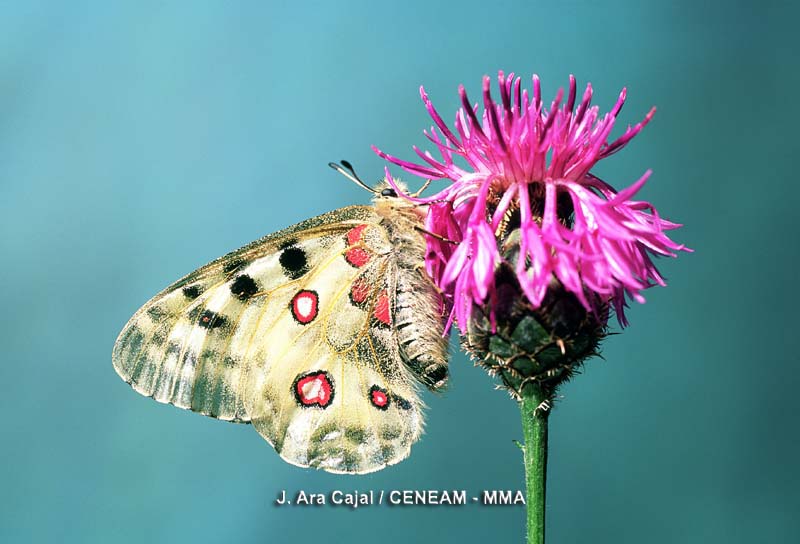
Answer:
[
  {"left": 349, "top": 276, "right": 371, "bottom": 306},
  {"left": 373, "top": 290, "right": 391, "bottom": 326},
  {"left": 294, "top": 371, "right": 334, "bottom": 408},
  {"left": 369, "top": 385, "right": 390, "bottom": 410},
  {"left": 345, "top": 224, "right": 371, "bottom": 267},
  {"left": 291, "top": 290, "right": 319, "bottom": 324},
  {"left": 346, "top": 224, "right": 368, "bottom": 245},
  {"left": 345, "top": 247, "right": 371, "bottom": 267}
]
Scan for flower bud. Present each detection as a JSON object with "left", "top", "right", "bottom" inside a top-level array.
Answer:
[{"left": 462, "top": 228, "right": 608, "bottom": 397}]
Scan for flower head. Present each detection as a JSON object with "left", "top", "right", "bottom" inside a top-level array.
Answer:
[{"left": 374, "top": 72, "right": 689, "bottom": 330}]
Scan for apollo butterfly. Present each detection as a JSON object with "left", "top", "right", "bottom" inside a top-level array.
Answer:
[{"left": 112, "top": 162, "right": 450, "bottom": 474}]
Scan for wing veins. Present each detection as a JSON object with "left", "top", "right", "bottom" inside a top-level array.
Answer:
[{"left": 235, "top": 232, "right": 372, "bottom": 419}]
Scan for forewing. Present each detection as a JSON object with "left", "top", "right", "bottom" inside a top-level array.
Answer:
[{"left": 112, "top": 206, "right": 376, "bottom": 422}]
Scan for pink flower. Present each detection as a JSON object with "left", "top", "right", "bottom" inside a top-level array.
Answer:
[{"left": 374, "top": 72, "right": 690, "bottom": 330}]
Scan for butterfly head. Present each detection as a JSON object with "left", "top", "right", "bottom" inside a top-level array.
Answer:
[
  {"left": 372, "top": 178, "right": 426, "bottom": 219},
  {"left": 372, "top": 178, "right": 407, "bottom": 200}
]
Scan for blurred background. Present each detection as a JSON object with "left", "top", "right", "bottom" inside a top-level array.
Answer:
[{"left": 1, "top": 1, "right": 798, "bottom": 542}]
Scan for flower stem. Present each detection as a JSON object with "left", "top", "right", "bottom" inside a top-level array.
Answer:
[{"left": 520, "top": 384, "right": 550, "bottom": 544}]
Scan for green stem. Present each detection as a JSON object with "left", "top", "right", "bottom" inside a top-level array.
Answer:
[{"left": 520, "top": 384, "right": 550, "bottom": 544}]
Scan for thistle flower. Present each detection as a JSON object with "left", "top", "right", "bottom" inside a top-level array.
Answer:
[
  {"left": 374, "top": 72, "right": 690, "bottom": 544},
  {"left": 374, "top": 72, "right": 689, "bottom": 331}
]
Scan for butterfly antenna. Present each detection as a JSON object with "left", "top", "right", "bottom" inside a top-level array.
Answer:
[
  {"left": 414, "top": 226, "right": 458, "bottom": 245},
  {"left": 328, "top": 160, "right": 377, "bottom": 194},
  {"left": 410, "top": 179, "right": 432, "bottom": 198}
]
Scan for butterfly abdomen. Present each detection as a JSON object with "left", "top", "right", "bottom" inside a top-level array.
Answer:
[{"left": 395, "top": 273, "right": 449, "bottom": 389}]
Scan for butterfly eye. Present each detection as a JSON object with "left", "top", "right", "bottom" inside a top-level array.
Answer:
[{"left": 381, "top": 188, "right": 398, "bottom": 197}]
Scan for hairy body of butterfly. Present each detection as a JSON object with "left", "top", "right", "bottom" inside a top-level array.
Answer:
[{"left": 112, "top": 183, "right": 449, "bottom": 474}]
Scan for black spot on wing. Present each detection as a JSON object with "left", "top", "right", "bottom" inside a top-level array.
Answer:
[
  {"left": 379, "top": 425, "right": 402, "bottom": 440},
  {"left": 380, "top": 444, "right": 396, "bottom": 461},
  {"left": 146, "top": 306, "right": 167, "bottom": 320},
  {"left": 279, "top": 246, "right": 308, "bottom": 279},
  {"left": 392, "top": 394, "right": 412, "bottom": 410},
  {"left": 182, "top": 285, "right": 202, "bottom": 299},
  {"left": 121, "top": 326, "right": 145, "bottom": 355},
  {"left": 151, "top": 329, "right": 167, "bottom": 345},
  {"left": 200, "top": 348, "right": 218, "bottom": 361},
  {"left": 198, "top": 310, "right": 227, "bottom": 329},
  {"left": 230, "top": 274, "right": 258, "bottom": 300},
  {"left": 345, "top": 427, "right": 368, "bottom": 444},
  {"left": 279, "top": 238, "right": 298, "bottom": 250},
  {"left": 165, "top": 341, "right": 181, "bottom": 358}
]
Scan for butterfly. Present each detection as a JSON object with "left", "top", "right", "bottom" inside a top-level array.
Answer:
[{"left": 112, "top": 162, "right": 450, "bottom": 474}]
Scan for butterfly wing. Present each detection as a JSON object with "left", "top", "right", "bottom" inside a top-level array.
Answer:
[{"left": 113, "top": 205, "right": 429, "bottom": 473}]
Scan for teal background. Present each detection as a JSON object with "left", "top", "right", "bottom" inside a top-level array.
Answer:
[{"left": 2, "top": 1, "right": 797, "bottom": 542}]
